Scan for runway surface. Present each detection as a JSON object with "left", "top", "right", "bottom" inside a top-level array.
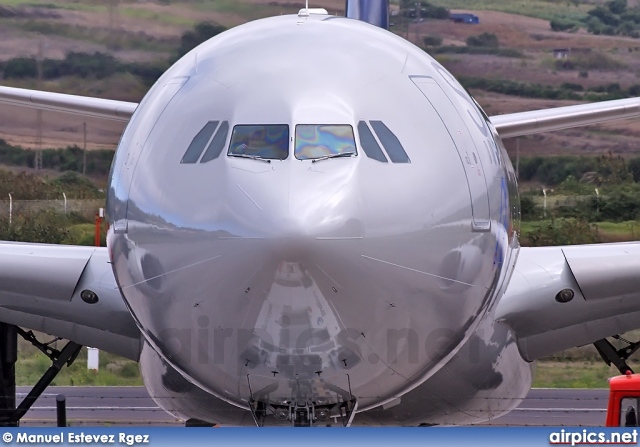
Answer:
[{"left": 17, "top": 387, "right": 609, "bottom": 426}]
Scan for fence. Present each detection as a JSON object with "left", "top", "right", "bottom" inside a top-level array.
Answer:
[{"left": 0, "top": 199, "right": 104, "bottom": 221}]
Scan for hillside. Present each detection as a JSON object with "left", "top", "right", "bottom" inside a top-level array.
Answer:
[{"left": 0, "top": 0, "right": 639, "bottom": 157}]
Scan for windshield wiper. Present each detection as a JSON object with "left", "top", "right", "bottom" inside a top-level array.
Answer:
[
  {"left": 311, "top": 151, "right": 356, "bottom": 163},
  {"left": 228, "top": 153, "right": 271, "bottom": 163}
]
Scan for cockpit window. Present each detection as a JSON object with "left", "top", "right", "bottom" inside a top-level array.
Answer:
[
  {"left": 369, "top": 121, "right": 410, "bottom": 163},
  {"left": 357, "top": 121, "right": 387, "bottom": 163},
  {"left": 201, "top": 121, "right": 229, "bottom": 163},
  {"left": 294, "top": 125, "right": 356, "bottom": 160},
  {"left": 181, "top": 121, "right": 218, "bottom": 164},
  {"left": 228, "top": 125, "right": 289, "bottom": 160}
]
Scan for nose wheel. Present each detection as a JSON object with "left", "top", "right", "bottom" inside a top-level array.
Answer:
[{"left": 247, "top": 375, "right": 357, "bottom": 427}]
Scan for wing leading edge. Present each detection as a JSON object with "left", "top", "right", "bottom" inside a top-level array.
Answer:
[
  {"left": 496, "top": 243, "right": 640, "bottom": 361},
  {"left": 0, "top": 86, "right": 137, "bottom": 122},
  {"left": 0, "top": 242, "right": 141, "bottom": 360},
  {"left": 2, "top": 85, "right": 639, "bottom": 139},
  {"left": 489, "top": 97, "right": 640, "bottom": 139}
]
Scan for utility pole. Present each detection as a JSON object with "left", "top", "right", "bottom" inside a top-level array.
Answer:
[
  {"left": 516, "top": 137, "right": 520, "bottom": 179},
  {"left": 35, "top": 36, "right": 44, "bottom": 170},
  {"left": 415, "top": 2, "right": 419, "bottom": 44},
  {"left": 108, "top": 0, "right": 119, "bottom": 51},
  {"left": 82, "top": 122, "right": 87, "bottom": 175}
]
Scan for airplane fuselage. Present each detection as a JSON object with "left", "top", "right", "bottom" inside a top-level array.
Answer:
[{"left": 106, "top": 13, "right": 527, "bottom": 425}]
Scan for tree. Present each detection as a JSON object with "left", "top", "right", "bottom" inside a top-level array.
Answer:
[
  {"left": 176, "top": 22, "right": 227, "bottom": 60},
  {"left": 607, "top": 0, "right": 627, "bottom": 15},
  {"left": 2, "top": 57, "right": 37, "bottom": 79},
  {"left": 466, "top": 33, "right": 499, "bottom": 48}
]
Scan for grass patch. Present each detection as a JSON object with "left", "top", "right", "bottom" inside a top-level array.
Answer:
[
  {"left": 426, "top": 0, "right": 590, "bottom": 22},
  {"left": 0, "top": 18, "right": 176, "bottom": 54},
  {"left": 428, "top": 45, "right": 524, "bottom": 58},
  {"left": 17, "top": 344, "right": 142, "bottom": 386},
  {"left": 119, "top": 6, "right": 195, "bottom": 27},
  {"left": 521, "top": 219, "right": 639, "bottom": 245},
  {"left": 189, "top": 0, "right": 279, "bottom": 20},
  {"left": 533, "top": 361, "right": 620, "bottom": 388}
]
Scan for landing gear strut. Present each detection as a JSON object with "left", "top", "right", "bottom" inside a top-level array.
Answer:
[
  {"left": 0, "top": 324, "right": 82, "bottom": 426},
  {"left": 0, "top": 324, "right": 17, "bottom": 426},
  {"left": 594, "top": 335, "right": 640, "bottom": 375},
  {"left": 247, "top": 375, "right": 358, "bottom": 427}
]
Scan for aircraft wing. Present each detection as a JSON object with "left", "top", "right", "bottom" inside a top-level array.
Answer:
[
  {"left": 0, "top": 86, "right": 137, "bottom": 122},
  {"left": 489, "top": 97, "right": 640, "bottom": 138},
  {"left": 496, "top": 243, "right": 640, "bottom": 361},
  {"left": 3, "top": 85, "right": 640, "bottom": 138},
  {"left": 0, "top": 242, "right": 141, "bottom": 360}
]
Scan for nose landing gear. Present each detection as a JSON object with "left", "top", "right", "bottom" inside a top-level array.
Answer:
[{"left": 247, "top": 375, "right": 357, "bottom": 427}]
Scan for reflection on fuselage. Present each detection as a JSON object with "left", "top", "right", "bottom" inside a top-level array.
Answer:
[{"left": 107, "top": 12, "right": 524, "bottom": 425}]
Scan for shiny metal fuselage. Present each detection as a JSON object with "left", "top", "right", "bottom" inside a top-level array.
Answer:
[{"left": 107, "top": 14, "right": 529, "bottom": 425}]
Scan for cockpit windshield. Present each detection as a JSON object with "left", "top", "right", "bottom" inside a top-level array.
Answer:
[
  {"left": 294, "top": 125, "right": 357, "bottom": 160},
  {"left": 228, "top": 125, "right": 289, "bottom": 160}
]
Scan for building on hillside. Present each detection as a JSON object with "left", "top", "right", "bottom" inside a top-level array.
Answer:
[{"left": 553, "top": 48, "right": 570, "bottom": 59}]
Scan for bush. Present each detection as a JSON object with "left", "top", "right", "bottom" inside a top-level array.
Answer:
[
  {"left": 550, "top": 19, "right": 579, "bottom": 32},
  {"left": 2, "top": 57, "right": 38, "bottom": 79},
  {"left": 598, "top": 191, "right": 640, "bottom": 221},
  {"left": 421, "top": 4, "right": 449, "bottom": 19},
  {"left": 560, "top": 82, "right": 584, "bottom": 91},
  {"left": 525, "top": 218, "right": 599, "bottom": 246},
  {"left": 520, "top": 196, "right": 541, "bottom": 220},
  {"left": 555, "top": 51, "right": 624, "bottom": 71},
  {"left": 458, "top": 77, "right": 580, "bottom": 100},
  {"left": 176, "top": 21, "right": 226, "bottom": 60},
  {"left": 588, "top": 6, "right": 621, "bottom": 27},
  {"left": 466, "top": 32, "right": 499, "bottom": 48},
  {"left": 431, "top": 46, "right": 523, "bottom": 58},
  {"left": 628, "top": 157, "right": 640, "bottom": 181},
  {"left": 423, "top": 35, "right": 443, "bottom": 47}
]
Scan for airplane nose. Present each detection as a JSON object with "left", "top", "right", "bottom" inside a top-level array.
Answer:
[{"left": 225, "top": 160, "right": 363, "bottom": 244}]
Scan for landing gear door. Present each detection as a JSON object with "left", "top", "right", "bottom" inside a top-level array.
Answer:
[{"left": 411, "top": 76, "right": 491, "bottom": 231}]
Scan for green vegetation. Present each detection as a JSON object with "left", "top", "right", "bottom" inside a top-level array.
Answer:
[
  {"left": 533, "top": 361, "right": 623, "bottom": 388},
  {"left": 426, "top": 0, "right": 591, "bottom": 22},
  {"left": 430, "top": 46, "right": 524, "bottom": 58},
  {"left": 516, "top": 154, "right": 640, "bottom": 246},
  {"left": 550, "top": 18, "right": 580, "bottom": 32},
  {"left": 584, "top": 0, "right": 640, "bottom": 37},
  {"left": 17, "top": 341, "right": 141, "bottom": 386},
  {"left": 426, "top": 32, "right": 523, "bottom": 58},
  {"left": 554, "top": 51, "right": 625, "bottom": 71},
  {"left": 0, "top": 169, "right": 103, "bottom": 200},
  {"left": 399, "top": 0, "right": 449, "bottom": 19},
  {"left": 0, "top": 140, "right": 114, "bottom": 176},
  {"left": 460, "top": 77, "right": 582, "bottom": 100},
  {"left": 174, "top": 21, "right": 227, "bottom": 61},
  {"left": 518, "top": 154, "right": 633, "bottom": 187},
  {"left": 461, "top": 76, "right": 640, "bottom": 101},
  {"left": 423, "top": 35, "right": 443, "bottom": 47},
  {"left": 466, "top": 32, "right": 499, "bottom": 48},
  {"left": 1, "top": 19, "right": 175, "bottom": 53},
  {"left": 0, "top": 20, "right": 226, "bottom": 87},
  {"left": 1, "top": 52, "right": 165, "bottom": 87}
]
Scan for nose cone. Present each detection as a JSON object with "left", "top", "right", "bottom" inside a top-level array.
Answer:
[{"left": 224, "top": 159, "right": 363, "bottom": 243}]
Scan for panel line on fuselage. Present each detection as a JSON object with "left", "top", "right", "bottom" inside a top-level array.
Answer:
[{"left": 361, "top": 255, "right": 490, "bottom": 290}]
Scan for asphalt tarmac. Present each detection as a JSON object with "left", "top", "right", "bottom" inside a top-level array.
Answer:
[{"left": 16, "top": 387, "right": 609, "bottom": 426}]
